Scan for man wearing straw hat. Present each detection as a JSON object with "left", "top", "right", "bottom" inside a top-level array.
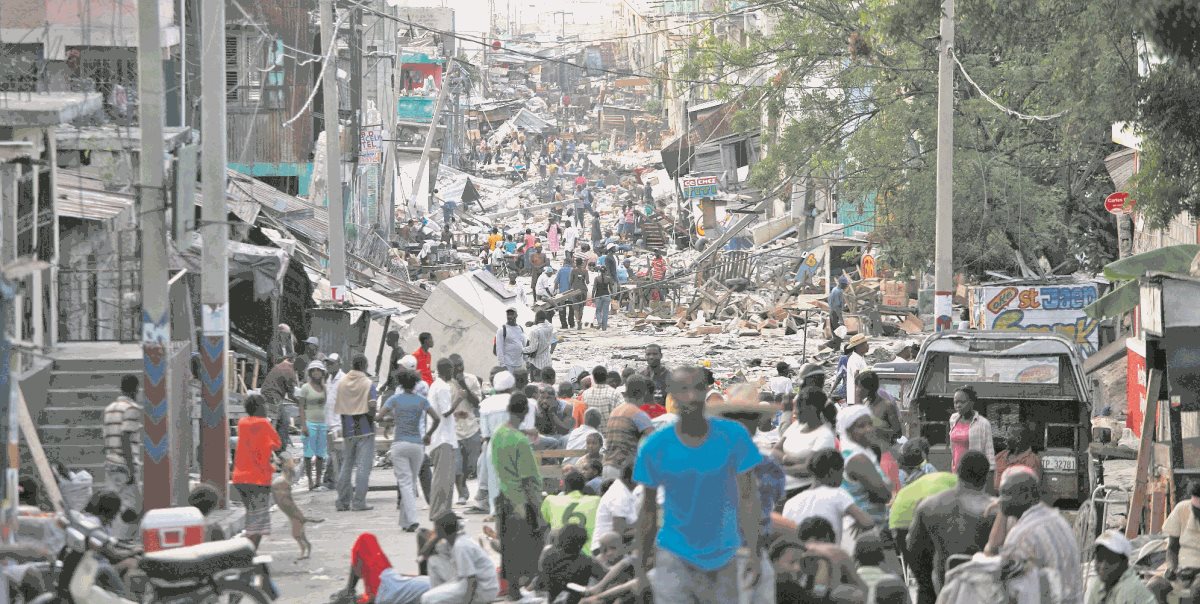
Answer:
[{"left": 845, "top": 333, "right": 871, "bottom": 408}]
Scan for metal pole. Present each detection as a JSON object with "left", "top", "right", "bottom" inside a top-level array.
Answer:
[
  {"left": 380, "top": 12, "right": 398, "bottom": 239},
  {"left": 321, "top": 0, "right": 348, "bottom": 300},
  {"left": 137, "top": 0, "right": 173, "bottom": 510},
  {"left": 0, "top": 275, "right": 16, "bottom": 545},
  {"left": 179, "top": 0, "right": 187, "bottom": 127},
  {"left": 933, "top": 0, "right": 955, "bottom": 331},
  {"left": 199, "top": 0, "right": 230, "bottom": 504},
  {"left": 407, "top": 61, "right": 454, "bottom": 217}
]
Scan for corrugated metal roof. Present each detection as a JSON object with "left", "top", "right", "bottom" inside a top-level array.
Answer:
[
  {"left": 1105, "top": 147, "right": 1136, "bottom": 192},
  {"left": 57, "top": 167, "right": 265, "bottom": 225},
  {"left": 225, "top": 169, "right": 329, "bottom": 245}
]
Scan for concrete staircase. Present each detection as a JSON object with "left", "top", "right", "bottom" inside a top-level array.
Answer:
[{"left": 33, "top": 343, "right": 143, "bottom": 480}]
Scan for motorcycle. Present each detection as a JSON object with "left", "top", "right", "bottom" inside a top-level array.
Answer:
[{"left": 28, "top": 511, "right": 277, "bottom": 603}]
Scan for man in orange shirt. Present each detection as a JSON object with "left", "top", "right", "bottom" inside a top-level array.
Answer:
[
  {"left": 414, "top": 332, "right": 435, "bottom": 385},
  {"left": 232, "top": 393, "right": 282, "bottom": 548}
]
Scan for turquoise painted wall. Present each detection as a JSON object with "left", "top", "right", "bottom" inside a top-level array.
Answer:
[
  {"left": 838, "top": 191, "right": 877, "bottom": 236},
  {"left": 228, "top": 162, "right": 315, "bottom": 196}
]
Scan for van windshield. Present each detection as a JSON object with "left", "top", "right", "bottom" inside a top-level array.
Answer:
[{"left": 946, "top": 355, "right": 1060, "bottom": 385}]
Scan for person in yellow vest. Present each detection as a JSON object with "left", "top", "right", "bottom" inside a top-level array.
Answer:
[{"left": 540, "top": 470, "right": 601, "bottom": 556}]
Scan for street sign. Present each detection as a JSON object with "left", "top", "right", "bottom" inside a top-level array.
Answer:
[
  {"left": 359, "top": 127, "right": 382, "bottom": 165},
  {"left": 1105, "top": 191, "right": 1135, "bottom": 215},
  {"left": 681, "top": 175, "right": 719, "bottom": 199}
]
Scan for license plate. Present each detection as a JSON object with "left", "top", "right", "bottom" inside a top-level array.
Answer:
[{"left": 1042, "top": 456, "right": 1076, "bottom": 472}]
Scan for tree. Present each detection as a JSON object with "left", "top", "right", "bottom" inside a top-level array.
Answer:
[
  {"left": 681, "top": 0, "right": 1139, "bottom": 277},
  {"left": 1130, "top": 0, "right": 1200, "bottom": 226}
]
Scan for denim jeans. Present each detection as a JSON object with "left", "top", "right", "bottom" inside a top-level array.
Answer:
[
  {"left": 336, "top": 434, "right": 374, "bottom": 510},
  {"left": 595, "top": 294, "right": 611, "bottom": 330}
]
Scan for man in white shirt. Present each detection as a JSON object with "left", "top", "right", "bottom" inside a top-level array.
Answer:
[
  {"left": 323, "top": 354, "right": 346, "bottom": 490},
  {"left": 767, "top": 361, "right": 794, "bottom": 403},
  {"left": 563, "top": 224, "right": 579, "bottom": 262},
  {"left": 845, "top": 334, "right": 871, "bottom": 407},
  {"left": 427, "top": 359, "right": 458, "bottom": 522},
  {"left": 592, "top": 464, "right": 638, "bottom": 554},
  {"left": 422, "top": 512, "right": 499, "bottom": 604},
  {"left": 535, "top": 266, "right": 557, "bottom": 302}
]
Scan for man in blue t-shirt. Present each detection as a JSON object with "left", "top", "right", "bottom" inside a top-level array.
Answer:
[{"left": 633, "top": 366, "right": 763, "bottom": 603}]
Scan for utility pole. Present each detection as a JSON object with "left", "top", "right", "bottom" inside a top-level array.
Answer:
[
  {"left": 933, "top": 0, "right": 955, "bottom": 332},
  {"left": 137, "top": 0, "right": 174, "bottom": 510},
  {"left": 380, "top": 8, "right": 398, "bottom": 239},
  {"left": 407, "top": 62, "right": 454, "bottom": 217},
  {"left": 0, "top": 274, "right": 15, "bottom": 544},
  {"left": 349, "top": 5, "right": 363, "bottom": 234},
  {"left": 321, "top": 0, "right": 348, "bottom": 301},
  {"left": 198, "top": 0, "right": 230, "bottom": 504}
]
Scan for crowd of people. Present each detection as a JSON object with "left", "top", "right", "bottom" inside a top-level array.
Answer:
[{"left": 219, "top": 323, "right": 1170, "bottom": 604}]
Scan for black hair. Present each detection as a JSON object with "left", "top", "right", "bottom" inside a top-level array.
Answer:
[
  {"left": 607, "top": 372, "right": 622, "bottom": 388},
  {"left": 592, "top": 365, "right": 609, "bottom": 383},
  {"left": 120, "top": 374, "right": 139, "bottom": 397},
  {"left": 1190, "top": 480, "right": 1200, "bottom": 499},
  {"left": 397, "top": 369, "right": 420, "bottom": 393},
  {"left": 434, "top": 512, "right": 460, "bottom": 537},
  {"left": 436, "top": 357, "right": 454, "bottom": 376},
  {"left": 556, "top": 523, "right": 589, "bottom": 555},
  {"left": 899, "top": 440, "right": 926, "bottom": 470},
  {"left": 507, "top": 392, "right": 530, "bottom": 416},
  {"left": 854, "top": 532, "right": 885, "bottom": 566},
  {"left": 244, "top": 393, "right": 266, "bottom": 417},
  {"left": 955, "top": 385, "right": 978, "bottom": 402},
  {"left": 776, "top": 361, "right": 790, "bottom": 375},
  {"left": 808, "top": 448, "right": 845, "bottom": 479},
  {"left": 541, "top": 366, "right": 556, "bottom": 384},
  {"left": 958, "top": 450, "right": 990, "bottom": 487},
  {"left": 18, "top": 476, "right": 38, "bottom": 507},
  {"left": 352, "top": 354, "right": 369, "bottom": 372},
  {"left": 584, "top": 408, "right": 602, "bottom": 428},
  {"left": 798, "top": 516, "right": 836, "bottom": 543},
  {"left": 188, "top": 483, "right": 220, "bottom": 516},
  {"left": 855, "top": 370, "right": 879, "bottom": 391},
  {"left": 419, "top": 332, "right": 432, "bottom": 343},
  {"left": 85, "top": 490, "right": 122, "bottom": 525},
  {"left": 624, "top": 374, "right": 651, "bottom": 402},
  {"left": 563, "top": 470, "right": 587, "bottom": 493}
]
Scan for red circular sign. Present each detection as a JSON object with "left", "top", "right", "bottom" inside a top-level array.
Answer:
[
  {"left": 1105, "top": 192, "right": 1135, "bottom": 215},
  {"left": 492, "top": 40, "right": 502, "bottom": 50}
]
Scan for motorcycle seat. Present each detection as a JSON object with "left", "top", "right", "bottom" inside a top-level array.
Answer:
[{"left": 141, "top": 537, "right": 255, "bottom": 580}]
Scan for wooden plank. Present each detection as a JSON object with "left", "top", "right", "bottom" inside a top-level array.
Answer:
[
  {"left": 533, "top": 449, "right": 587, "bottom": 459},
  {"left": 1150, "top": 487, "right": 1166, "bottom": 533},
  {"left": 16, "top": 388, "right": 64, "bottom": 513},
  {"left": 1126, "top": 369, "right": 1163, "bottom": 540}
]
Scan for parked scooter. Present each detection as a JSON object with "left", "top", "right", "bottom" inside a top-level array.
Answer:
[{"left": 28, "top": 511, "right": 277, "bottom": 603}]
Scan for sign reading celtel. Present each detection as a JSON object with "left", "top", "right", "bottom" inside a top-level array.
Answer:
[{"left": 681, "top": 175, "right": 719, "bottom": 199}]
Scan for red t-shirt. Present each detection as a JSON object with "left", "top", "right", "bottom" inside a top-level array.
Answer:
[
  {"left": 232, "top": 416, "right": 281, "bottom": 486},
  {"left": 413, "top": 347, "right": 434, "bottom": 385}
]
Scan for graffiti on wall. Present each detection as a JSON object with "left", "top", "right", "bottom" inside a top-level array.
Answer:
[{"left": 979, "top": 284, "right": 1100, "bottom": 356}]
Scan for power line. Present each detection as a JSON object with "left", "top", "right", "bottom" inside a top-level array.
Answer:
[
  {"left": 951, "top": 48, "right": 1066, "bottom": 122},
  {"left": 343, "top": 0, "right": 770, "bottom": 89}
]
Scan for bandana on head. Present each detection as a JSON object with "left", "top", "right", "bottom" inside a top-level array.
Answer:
[{"left": 836, "top": 405, "right": 872, "bottom": 440}]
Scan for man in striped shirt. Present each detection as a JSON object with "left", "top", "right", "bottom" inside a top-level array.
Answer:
[
  {"left": 522, "top": 310, "right": 554, "bottom": 381},
  {"left": 103, "top": 374, "right": 143, "bottom": 541},
  {"left": 582, "top": 366, "right": 623, "bottom": 424}
]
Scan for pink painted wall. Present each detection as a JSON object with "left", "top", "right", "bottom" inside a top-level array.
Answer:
[{"left": 2, "top": 0, "right": 172, "bottom": 31}]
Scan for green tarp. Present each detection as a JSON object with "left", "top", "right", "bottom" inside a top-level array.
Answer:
[{"left": 1084, "top": 244, "right": 1200, "bottom": 319}]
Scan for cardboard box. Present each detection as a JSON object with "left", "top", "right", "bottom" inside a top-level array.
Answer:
[{"left": 881, "top": 280, "right": 908, "bottom": 307}]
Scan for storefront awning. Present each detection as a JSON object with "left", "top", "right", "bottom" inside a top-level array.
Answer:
[{"left": 1084, "top": 244, "right": 1200, "bottom": 318}]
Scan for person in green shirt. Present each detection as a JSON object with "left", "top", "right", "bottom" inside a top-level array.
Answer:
[
  {"left": 541, "top": 470, "right": 601, "bottom": 556},
  {"left": 297, "top": 360, "right": 330, "bottom": 491},
  {"left": 1089, "top": 530, "right": 1156, "bottom": 604},
  {"left": 491, "top": 392, "right": 543, "bottom": 600}
]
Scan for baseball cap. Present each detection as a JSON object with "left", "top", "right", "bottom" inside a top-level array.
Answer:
[
  {"left": 400, "top": 355, "right": 418, "bottom": 370},
  {"left": 1094, "top": 529, "right": 1133, "bottom": 557}
]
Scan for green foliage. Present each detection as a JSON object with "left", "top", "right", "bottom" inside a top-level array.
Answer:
[
  {"left": 683, "top": 0, "right": 1138, "bottom": 277},
  {"left": 1129, "top": 2, "right": 1200, "bottom": 227}
]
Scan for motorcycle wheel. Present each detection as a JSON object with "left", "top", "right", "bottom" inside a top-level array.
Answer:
[{"left": 204, "top": 580, "right": 272, "bottom": 604}]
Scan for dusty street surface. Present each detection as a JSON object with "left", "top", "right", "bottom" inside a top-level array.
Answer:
[{"left": 260, "top": 466, "right": 487, "bottom": 603}]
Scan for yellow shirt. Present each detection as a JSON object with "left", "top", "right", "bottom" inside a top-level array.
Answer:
[{"left": 487, "top": 233, "right": 503, "bottom": 251}]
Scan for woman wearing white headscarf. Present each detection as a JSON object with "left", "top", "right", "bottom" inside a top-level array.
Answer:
[{"left": 837, "top": 406, "right": 892, "bottom": 528}]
